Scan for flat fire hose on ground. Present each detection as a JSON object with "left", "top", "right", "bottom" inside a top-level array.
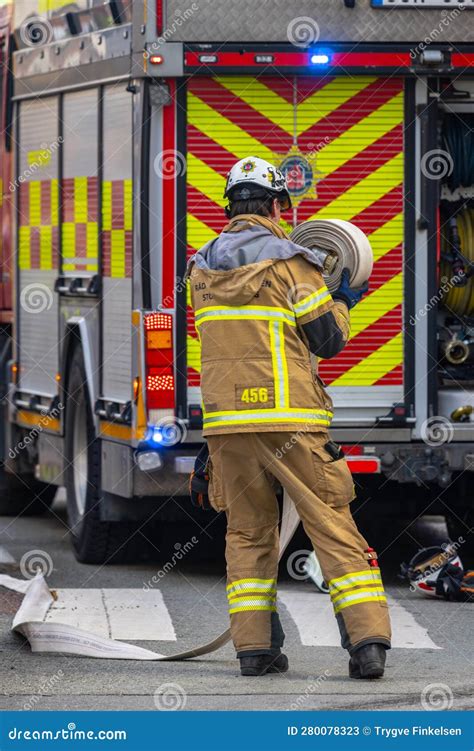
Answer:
[{"left": 0, "top": 493, "right": 300, "bottom": 661}]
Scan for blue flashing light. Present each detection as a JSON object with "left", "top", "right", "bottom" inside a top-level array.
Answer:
[{"left": 311, "top": 53, "right": 330, "bottom": 65}]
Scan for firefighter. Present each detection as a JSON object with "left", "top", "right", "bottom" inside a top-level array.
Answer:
[{"left": 187, "top": 156, "right": 391, "bottom": 678}]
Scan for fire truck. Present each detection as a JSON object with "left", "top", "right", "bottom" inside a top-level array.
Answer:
[{"left": 0, "top": 0, "right": 473, "bottom": 563}]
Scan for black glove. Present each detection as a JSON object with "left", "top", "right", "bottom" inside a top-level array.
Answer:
[
  {"left": 189, "top": 443, "right": 212, "bottom": 510},
  {"left": 332, "top": 267, "right": 369, "bottom": 310}
]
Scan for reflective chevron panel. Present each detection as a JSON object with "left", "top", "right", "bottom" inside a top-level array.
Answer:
[{"left": 186, "top": 76, "right": 404, "bottom": 392}]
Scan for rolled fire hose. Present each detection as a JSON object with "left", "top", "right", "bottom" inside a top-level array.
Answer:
[
  {"left": 441, "top": 208, "right": 474, "bottom": 318},
  {"left": 290, "top": 219, "right": 374, "bottom": 292},
  {"left": 0, "top": 493, "right": 301, "bottom": 661}
]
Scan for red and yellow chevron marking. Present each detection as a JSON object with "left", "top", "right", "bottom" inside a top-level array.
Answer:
[
  {"left": 18, "top": 180, "right": 59, "bottom": 271},
  {"left": 102, "top": 179, "right": 133, "bottom": 278},
  {"left": 186, "top": 76, "right": 404, "bottom": 388},
  {"left": 62, "top": 176, "right": 98, "bottom": 273}
]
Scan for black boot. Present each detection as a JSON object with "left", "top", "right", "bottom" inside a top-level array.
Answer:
[
  {"left": 240, "top": 652, "right": 289, "bottom": 676},
  {"left": 349, "top": 643, "right": 386, "bottom": 679}
]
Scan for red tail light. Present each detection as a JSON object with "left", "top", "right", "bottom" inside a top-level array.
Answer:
[
  {"left": 144, "top": 312, "right": 175, "bottom": 409},
  {"left": 156, "top": 0, "right": 164, "bottom": 35}
]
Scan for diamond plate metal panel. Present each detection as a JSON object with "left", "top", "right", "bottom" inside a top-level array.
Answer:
[{"left": 165, "top": 0, "right": 472, "bottom": 43}]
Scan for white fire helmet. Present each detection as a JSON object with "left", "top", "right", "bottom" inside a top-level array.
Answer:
[
  {"left": 402, "top": 544, "right": 463, "bottom": 597},
  {"left": 223, "top": 156, "right": 292, "bottom": 210}
]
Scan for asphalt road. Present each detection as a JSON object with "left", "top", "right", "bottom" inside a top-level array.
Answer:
[{"left": 0, "top": 492, "right": 473, "bottom": 712}]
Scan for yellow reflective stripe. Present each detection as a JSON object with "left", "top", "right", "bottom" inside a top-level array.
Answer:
[
  {"left": 102, "top": 181, "right": 112, "bottom": 231},
  {"left": 297, "top": 77, "right": 378, "bottom": 137},
  {"left": 333, "top": 591, "right": 387, "bottom": 614},
  {"left": 203, "top": 409, "right": 332, "bottom": 428},
  {"left": 86, "top": 222, "right": 98, "bottom": 268},
  {"left": 347, "top": 273, "right": 403, "bottom": 340},
  {"left": 228, "top": 594, "right": 276, "bottom": 604},
  {"left": 195, "top": 306, "right": 296, "bottom": 327},
  {"left": 111, "top": 230, "right": 125, "bottom": 278},
  {"left": 18, "top": 226, "right": 31, "bottom": 270},
  {"left": 187, "top": 334, "right": 201, "bottom": 373},
  {"left": 205, "top": 407, "right": 332, "bottom": 418},
  {"left": 317, "top": 92, "right": 404, "bottom": 177},
  {"left": 311, "top": 153, "right": 404, "bottom": 222},
  {"left": 331, "top": 585, "right": 385, "bottom": 606},
  {"left": 293, "top": 286, "right": 331, "bottom": 318},
  {"left": 39, "top": 225, "right": 52, "bottom": 270},
  {"left": 188, "top": 91, "right": 275, "bottom": 163},
  {"left": 187, "top": 213, "right": 218, "bottom": 251},
  {"left": 332, "top": 332, "right": 403, "bottom": 387},
  {"left": 227, "top": 578, "right": 276, "bottom": 595},
  {"left": 328, "top": 570, "right": 382, "bottom": 594},
  {"left": 217, "top": 76, "right": 295, "bottom": 136},
  {"left": 367, "top": 213, "right": 403, "bottom": 263},
  {"left": 269, "top": 320, "right": 289, "bottom": 409},
  {"left": 229, "top": 604, "right": 277, "bottom": 614},
  {"left": 29, "top": 182, "right": 41, "bottom": 226},
  {"left": 196, "top": 305, "right": 294, "bottom": 316},
  {"left": 74, "top": 176, "right": 88, "bottom": 223},
  {"left": 187, "top": 152, "right": 227, "bottom": 208},
  {"left": 124, "top": 179, "right": 133, "bottom": 231}
]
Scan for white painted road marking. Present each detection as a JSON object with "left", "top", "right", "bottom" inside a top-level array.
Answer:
[
  {"left": 0, "top": 546, "right": 16, "bottom": 565},
  {"left": 278, "top": 590, "right": 441, "bottom": 649},
  {"left": 45, "top": 589, "right": 177, "bottom": 641}
]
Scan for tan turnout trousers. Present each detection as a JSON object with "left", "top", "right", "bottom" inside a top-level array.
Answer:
[{"left": 207, "top": 430, "right": 392, "bottom": 656}]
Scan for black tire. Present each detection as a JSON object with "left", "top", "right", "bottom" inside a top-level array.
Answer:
[
  {"left": 65, "top": 345, "right": 136, "bottom": 564},
  {"left": 0, "top": 468, "right": 56, "bottom": 516}
]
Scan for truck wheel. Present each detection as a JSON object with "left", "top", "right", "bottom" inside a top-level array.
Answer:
[
  {"left": 0, "top": 469, "right": 56, "bottom": 516},
  {"left": 65, "top": 345, "right": 134, "bottom": 564}
]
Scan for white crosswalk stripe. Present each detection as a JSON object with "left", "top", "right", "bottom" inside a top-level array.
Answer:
[
  {"left": 45, "top": 589, "right": 177, "bottom": 641},
  {"left": 40, "top": 586, "right": 439, "bottom": 649},
  {"left": 278, "top": 589, "right": 441, "bottom": 649}
]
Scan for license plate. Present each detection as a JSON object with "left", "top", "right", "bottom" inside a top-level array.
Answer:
[{"left": 372, "top": 0, "right": 473, "bottom": 7}]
